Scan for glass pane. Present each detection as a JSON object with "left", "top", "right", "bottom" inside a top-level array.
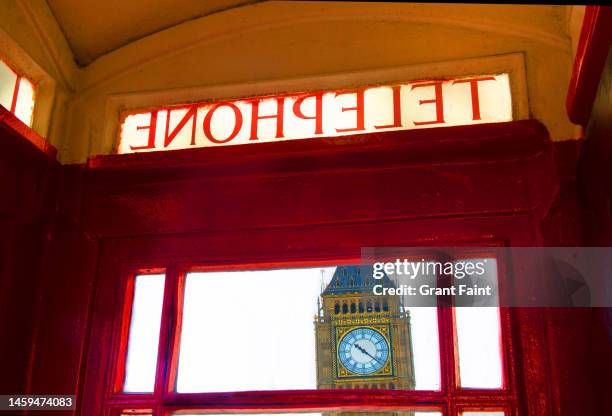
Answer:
[
  {"left": 176, "top": 266, "right": 440, "bottom": 393},
  {"left": 173, "top": 414, "right": 321, "bottom": 416},
  {"left": 14, "top": 77, "right": 35, "bottom": 126},
  {"left": 172, "top": 412, "right": 442, "bottom": 416},
  {"left": 176, "top": 268, "right": 326, "bottom": 392},
  {"left": 390, "top": 260, "right": 440, "bottom": 390},
  {"left": 0, "top": 60, "right": 18, "bottom": 111},
  {"left": 123, "top": 274, "right": 165, "bottom": 393},
  {"left": 455, "top": 307, "right": 503, "bottom": 388},
  {"left": 405, "top": 307, "right": 440, "bottom": 390},
  {"left": 461, "top": 412, "right": 505, "bottom": 416}
]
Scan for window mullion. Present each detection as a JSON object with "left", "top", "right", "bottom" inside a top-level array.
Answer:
[
  {"left": 438, "top": 305, "right": 456, "bottom": 400},
  {"left": 10, "top": 74, "right": 21, "bottom": 113},
  {"left": 156, "top": 264, "right": 179, "bottom": 400},
  {"left": 435, "top": 252, "right": 457, "bottom": 402}
]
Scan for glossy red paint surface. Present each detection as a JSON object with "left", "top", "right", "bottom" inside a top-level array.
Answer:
[
  {"left": 566, "top": 6, "right": 612, "bottom": 126},
  {"left": 77, "top": 120, "right": 587, "bottom": 416},
  {"left": 0, "top": 109, "right": 58, "bottom": 400},
  {"left": 1, "top": 114, "right": 610, "bottom": 415},
  {"left": 0, "top": 106, "right": 56, "bottom": 158},
  {"left": 573, "top": 8, "right": 612, "bottom": 413}
]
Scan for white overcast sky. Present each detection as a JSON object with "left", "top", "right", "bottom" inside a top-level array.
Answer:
[
  {"left": 123, "top": 266, "right": 501, "bottom": 395},
  {"left": 175, "top": 267, "right": 442, "bottom": 393}
]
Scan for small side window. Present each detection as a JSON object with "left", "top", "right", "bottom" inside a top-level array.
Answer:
[{"left": 0, "top": 58, "right": 35, "bottom": 126}]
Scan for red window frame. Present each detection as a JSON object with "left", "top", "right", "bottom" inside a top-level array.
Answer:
[
  {"left": 0, "top": 57, "right": 35, "bottom": 120},
  {"left": 2, "top": 60, "right": 23, "bottom": 115},
  {"left": 104, "top": 250, "right": 519, "bottom": 416}
]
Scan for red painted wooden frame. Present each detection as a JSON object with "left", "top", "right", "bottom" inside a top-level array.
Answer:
[
  {"left": 79, "top": 120, "right": 557, "bottom": 416},
  {"left": 104, "top": 257, "right": 518, "bottom": 416},
  {"left": 566, "top": 5, "right": 612, "bottom": 126},
  {"left": 0, "top": 106, "right": 56, "bottom": 158},
  {"left": 113, "top": 268, "right": 167, "bottom": 394}
]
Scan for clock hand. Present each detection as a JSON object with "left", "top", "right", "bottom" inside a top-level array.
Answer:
[{"left": 353, "top": 343, "right": 384, "bottom": 364}]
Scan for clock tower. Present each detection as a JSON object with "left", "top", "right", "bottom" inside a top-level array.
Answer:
[{"left": 314, "top": 265, "right": 415, "bottom": 396}]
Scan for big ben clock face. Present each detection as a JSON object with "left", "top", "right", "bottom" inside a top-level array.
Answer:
[{"left": 338, "top": 327, "right": 390, "bottom": 375}]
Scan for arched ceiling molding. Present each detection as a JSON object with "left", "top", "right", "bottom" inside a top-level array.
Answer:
[
  {"left": 17, "top": 0, "right": 79, "bottom": 91},
  {"left": 76, "top": 3, "right": 571, "bottom": 96}
]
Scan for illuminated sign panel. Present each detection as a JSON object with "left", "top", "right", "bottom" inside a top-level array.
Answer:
[{"left": 118, "top": 74, "right": 512, "bottom": 154}]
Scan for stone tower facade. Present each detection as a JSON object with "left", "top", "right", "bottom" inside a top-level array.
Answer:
[{"left": 314, "top": 265, "right": 415, "bottom": 394}]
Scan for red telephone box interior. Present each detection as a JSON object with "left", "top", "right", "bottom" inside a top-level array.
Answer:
[{"left": 0, "top": 5, "right": 611, "bottom": 416}]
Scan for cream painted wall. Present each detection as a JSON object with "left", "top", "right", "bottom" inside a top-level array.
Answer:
[
  {"left": 568, "top": 6, "right": 586, "bottom": 58},
  {"left": 0, "top": 0, "right": 77, "bottom": 145},
  {"left": 0, "top": 1, "right": 582, "bottom": 164}
]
